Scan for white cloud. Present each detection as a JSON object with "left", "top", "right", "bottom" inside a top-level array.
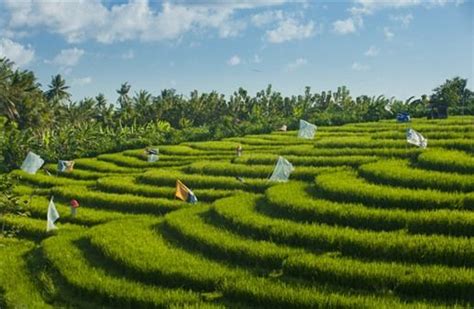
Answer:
[
  {"left": 383, "top": 27, "right": 394, "bottom": 40},
  {"left": 253, "top": 54, "right": 262, "bottom": 63},
  {"left": 390, "top": 13, "right": 413, "bottom": 27},
  {"left": 0, "top": 38, "right": 34, "bottom": 67},
  {"left": 251, "top": 10, "right": 283, "bottom": 27},
  {"left": 266, "top": 18, "right": 315, "bottom": 43},
  {"left": 227, "top": 55, "right": 241, "bottom": 66},
  {"left": 2, "top": 1, "right": 292, "bottom": 44},
  {"left": 352, "top": 62, "right": 370, "bottom": 71},
  {"left": 48, "top": 48, "right": 84, "bottom": 67},
  {"left": 121, "top": 50, "right": 134, "bottom": 60},
  {"left": 338, "top": 0, "right": 462, "bottom": 38},
  {"left": 333, "top": 18, "right": 356, "bottom": 34},
  {"left": 217, "top": 20, "right": 246, "bottom": 38},
  {"left": 333, "top": 15, "right": 363, "bottom": 34},
  {"left": 364, "top": 45, "right": 379, "bottom": 56},
  {"left": 72, "top": 76, "right": 92, "bottom": 86},
  {"left": 4, "top": 0, "right": 108, "bottom": 43},
  {"left": 286, "top": 57, "right": 308, "bottom": 71},
  {"left": 351, "top": 0, "right": 464, "bottom": 15}
]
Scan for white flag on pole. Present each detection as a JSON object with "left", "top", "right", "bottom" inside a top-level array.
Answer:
[
  {"left": 46, "top": 197, "right": 60, "bottom": 232},
  {"left": 406, "top": 128, "right": 428, "bottom": 149}
]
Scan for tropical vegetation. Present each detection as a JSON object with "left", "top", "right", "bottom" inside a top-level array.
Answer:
[{"left": 1, "top": 56, "right": 473, "bottom": 171}]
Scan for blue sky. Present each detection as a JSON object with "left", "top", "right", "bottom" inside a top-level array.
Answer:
[{"left": 0, "top": 0, "right": 472, "bottom": 103}]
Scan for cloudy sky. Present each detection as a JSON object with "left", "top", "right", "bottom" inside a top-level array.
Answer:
[{"left": 0, "top": 0, "right": 472, "bottom": 103}]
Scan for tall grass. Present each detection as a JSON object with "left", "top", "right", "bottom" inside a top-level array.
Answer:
[
  {"left": 417, "top": 149, "right": 474, "bottom": 174},
  {"left": 210, "top": 194, "right": 474, "bottom": 267},
  {"left": 265, "top": 182, "right": 474, "bottom": 236},
  {"left": 315, "top": 170, "right": 473, "bottom": 210},
  {"left": 0, "top": 238, "right": 52, "bottom": 308},
  {"left": 359, "top": 159, "right": 474, "bottom": 192}
]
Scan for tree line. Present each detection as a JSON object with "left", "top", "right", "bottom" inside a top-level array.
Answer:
[{"left": 0, "top": 57, "right": 472, "bottom": 171}]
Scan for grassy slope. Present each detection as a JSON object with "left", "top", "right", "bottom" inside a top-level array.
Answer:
[{"left": 1, "top": 116, "right": 473, "bottom": 307}]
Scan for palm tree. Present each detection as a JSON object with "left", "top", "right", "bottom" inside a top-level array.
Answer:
[
  {"left": 45, "top": 74, "right": 71, "bottom": 103},
  {"left": 116, "top": 82, "right": 131, "bottom": 109},
  {"left": 116, "top": 82, "right": 135, "bottom": 125},
  {"left": 101, "top": 104, "right": 116, "bottom": 128},
  {"left": 133, "top": 90, "right": 153, "bottom": 124},
  {"left": 0, "top": 58, "right": 19, "bottom": 122},
  {"left": 95, "top": 93, "right": 108, "bottom": 110},
  {"left": 0, "top": 58, "right": 43, "bottom": 124},
  {"left": 94, "top": 93, "right": 109, "bottom": 124}
]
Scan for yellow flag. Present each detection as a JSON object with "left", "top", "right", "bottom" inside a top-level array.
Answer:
[
  {"left": 175, "top": 180, "right": 190, "bottom": 201},
  {"left": 175, "top": 180, "right": 198, "bottom": 204}
]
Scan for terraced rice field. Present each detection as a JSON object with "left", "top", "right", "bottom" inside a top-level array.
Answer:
[{"left": 1, "top": 116, "right": 473, "bottom": 308}]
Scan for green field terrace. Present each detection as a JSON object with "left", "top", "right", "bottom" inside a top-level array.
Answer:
[{"left": 1, "top": 116, "right": 473, "bottom": 308}]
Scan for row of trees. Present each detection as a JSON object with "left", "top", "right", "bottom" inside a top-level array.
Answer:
[{"left": 1, "top": 57, "right": 473, "bottom": 171}]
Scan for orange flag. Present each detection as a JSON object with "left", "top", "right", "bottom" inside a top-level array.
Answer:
[{"left": 175, "top": 180, "right": 198, "bottom": 203}]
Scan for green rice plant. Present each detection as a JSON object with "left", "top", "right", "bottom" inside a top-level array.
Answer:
[
  {"left": 249, "top": 132, "right": 366, "bottom": 140},
  {"left": 123, "top": 147, "right": 238, "bottom": 161},
  {"left": 413, "top": 124, "right": 473, "bottom": 133},
  {"left": 96, "top": 176, "right": 240, "bottom": 202},
  {"left": 210, "top": 194, "right": 474, "bottom": 267},
  {"left": 13, "top": 184, "right": 51, "bottom": 196},
  {"left": 0, "top": 214, "right": 75, "bottom": 239},
  {"left": 152, "top": 145, "right": 207, "bottom": 155},
  {"left": 182, "top": 161, "right": 274, "bottom": 178},
  {"left": 417, "top": 149, "right": 474, "bottom": 174},
  {"left": 183, "top": 140, "right": 280, "bottom": 152},
  {"left": 25, "top": 196, "right": 129, "bottom": 226},
  {"left": 98, "top": 153, "right": 172, "bottom": 168},
  {"left": 233, "top": 154, "right": 378, "bottom": 167},
  {"left": 411, "top": 116, "right": 474, "bottom": 126},
  {"left": 265, "top": 182, "right": 474, "bottom": 237},
  {"left": 429, "top": 139, "right": 474, "bottom": 152},
  {"left": 224, "top": 136, "right": 314, "bottom": 146},
  {"left": 359, "top": 159, "right": 474, "bottom": 192},
  {"left": 11, "top": 170, "right": 93, "bottom": 188},
  {"left": 163, "top": 205, "right": 474, "bottom": 302},
  {"left": 139, "top": 169, "right": 272, "bottom": 193},
  {"left": 41, "top": 231, "right": 213, "bottom": 308},
  {"left": 97, "top": 152, "right": 204, "bottom": 168},
  {"left": 310, "top": 136, "right": 472, "bottom": 152},
  {"left": 163, "top": 206, "right": 298, "bottom": 269},
  {"left": 286, "top": 253, "right": 473, "bottom": 304},
  {"left": 88, "top": 218, "right": 431, "bottom": 308},
  {"left": 49, "top": 185, "right": 187, "bottom": 215},
  {"left": 380, "top": 116, "right": 473, "bottom": 126},
  {"left": 372, "top": 131, "right": 474, "bottom": 140},
  {"left": 43, "top": 163, "right": 111, "bottom": 180},
  {"left": 324, "top": 119, "right": 472, "bottom": 133},
  {"left": 315, "top": 170, "right": 473, "bottom": 211},
  {"left": 280, "top": 145, "right": 422, "bottom": 159},
  {"left": 159, "top": 144, "right": 229, "bottom": 154},
  {"left": 314, "top": 138, "right": 407, "bottom": 149},
  {"left": 0, "top": 238, "right": 52, "bottom": 308},
  {"left": 73, "top": 158, "right": 140, "bottom": 173},
  {"left": 183, "top": 161, "right": 345, "bottom": 181}
]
